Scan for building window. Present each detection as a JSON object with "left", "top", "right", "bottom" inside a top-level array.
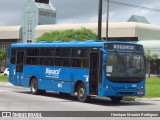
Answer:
[{"left": 27, "top": 20, "right": 32, "bottom": 43}]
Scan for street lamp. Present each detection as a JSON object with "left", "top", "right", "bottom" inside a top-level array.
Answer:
[
  {"left": 106, "top": 0, "right": 109, "bottom": 41},
  {"left": 98, "top": 0, "right": 110, "bottom": 41},
  {"left": 98, "top": 0, "right": 103, "bottom": 40}
]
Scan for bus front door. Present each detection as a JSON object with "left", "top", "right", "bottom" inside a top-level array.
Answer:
[
  {"left": 16, "top": 51, "right": 24, "bottom": 85},
  {"left": 89, "top": 52, "right": 99, "bottom": 95}
]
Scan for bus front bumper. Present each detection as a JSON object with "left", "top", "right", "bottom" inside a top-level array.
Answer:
[{"left": 99, "top": 88, "right": 145, "bottom": 97}]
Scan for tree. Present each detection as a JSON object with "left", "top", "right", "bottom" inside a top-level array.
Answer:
[
  {"left": 37, "top": 28, "right": 98, "bottom": 42},
  {"left": 0, "top": 50, "right": 6, "bottom": 72},
  {"left": 145, "top": 50, "right": 158, "bottom": 78}
]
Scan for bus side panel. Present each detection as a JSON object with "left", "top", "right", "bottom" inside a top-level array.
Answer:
[
  {"left": 9, "top": 64, "right": 17, "bottom": 85},
  {"left": 38, "top": 79, "right": 73, "bottom": 93},
  {"left": 38, "top": 79, "right": 54, "bottom": 91},
  {"left": 38, "top": 68, "right": 89, "bottom": 94},
  {"left": 20, "top": 77, "right": 30, "bottom": 88},
  {"left": 55, "top": 68, "right": 89, "bottom": 94},
  {"left": 23, "top": 66, "right": 89, "bottom": 94}
]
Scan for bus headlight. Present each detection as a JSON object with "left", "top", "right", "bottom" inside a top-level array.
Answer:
[
  {"left": 106, "top": 86, "right": 112, "bottom": 89},
  {"left": 138, "top": 86, "right": 144, "bottom": 90}
]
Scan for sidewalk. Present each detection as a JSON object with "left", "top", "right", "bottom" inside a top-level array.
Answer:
[
  {"left": 0, "top": 81, "right": 11, "bottom": 86},
  {"left": 136, "top": 97, "right": 160, "bottom": 101}
]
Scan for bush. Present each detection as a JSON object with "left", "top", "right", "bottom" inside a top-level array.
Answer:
[{"left": 37, "top": 28, "right": 98, "bottom": 42}]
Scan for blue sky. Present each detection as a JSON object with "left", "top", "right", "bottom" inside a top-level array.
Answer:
[{"left": 0, "top": 0, "right": 160, "bottom": 26}]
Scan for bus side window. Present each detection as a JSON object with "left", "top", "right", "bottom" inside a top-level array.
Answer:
[
  {"left": 55, "top": 48, "right": 71, "bottom": 57},
  {"left": 55, "top": 48, "right": 71, "bottom": 67},
  {"left": 26, "top": 49, "right": 39, "bottom": 65},
  {"left": 11, "top": 49, "right": 16, "bottom": 64},
  {"left": 71, "top": 48, "right": 89, "bottom": 68},
  {"left": 41, "top": 48, "right": 54, "bottom": 56},
  {"left": 40, "top": 48, "right": 55, "bottom": 66},
  {"left": 71, "top": 59, "right": 81, "bottom": 68},
  {"left": 72, "top": 49, "right": 89, "bottom": 57},
  {"left": 81, "top": 59, "right": 89, "bottom": 68}
]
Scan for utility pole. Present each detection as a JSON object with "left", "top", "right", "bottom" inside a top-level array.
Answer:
[
  {"left": 98, "top": 0, "right": 103, "bottom": 40},
  {"left": 106, "top": 0, "right": 109, "bottom": 41}
]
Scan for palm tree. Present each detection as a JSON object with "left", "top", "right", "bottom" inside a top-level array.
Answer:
[{"left": 145, "top": 50, "right": 158, "bottom": 78}]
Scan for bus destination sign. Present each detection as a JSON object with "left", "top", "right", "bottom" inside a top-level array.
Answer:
[
  {"left": 104, "top": 44, "right": 143, "bottom": 51},
  {"left": 113, "top": 44, "right": 135, "bottom": 50}
]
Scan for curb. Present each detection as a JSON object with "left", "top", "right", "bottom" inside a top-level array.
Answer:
[{"left": 135, "top": 98, "right": 160, "bottom": 101}]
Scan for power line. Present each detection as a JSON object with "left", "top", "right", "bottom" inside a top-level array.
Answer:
[{"left": 109, "top": 0, "right": 160, "bottom": 12}]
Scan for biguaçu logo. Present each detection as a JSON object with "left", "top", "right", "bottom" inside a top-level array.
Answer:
[{"left": 45, "top": 68, "right": 61, "bottom": 78}]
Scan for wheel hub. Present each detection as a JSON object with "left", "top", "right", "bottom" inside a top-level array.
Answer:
[
  {"left": 79, "top": 88, "right": 85, "bottom": 98},
  {"left": 32, "top": 82, "right": 36, "bottom": 92}
]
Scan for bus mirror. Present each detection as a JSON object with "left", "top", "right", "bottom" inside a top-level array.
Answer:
[
  {"left": 103, "top": 54, "right": 107, "bottom": 63},
  {"left": 144, "top": 56, "right": 147, "bottom": 74}
]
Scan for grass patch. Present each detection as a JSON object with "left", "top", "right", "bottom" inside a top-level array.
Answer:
[
  {"left": 145, "top": 77, "right": 160, "bottom": 98},
  {"left": 125, "top": 77, "right": 160, "bottom": 100},
  {"left": 0, "top": 75, "right": 8, "bottom": 82}
]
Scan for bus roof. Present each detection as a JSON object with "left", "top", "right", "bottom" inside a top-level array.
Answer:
[{"left": 11, "top": 40, "right": 143, "bottom": 48}]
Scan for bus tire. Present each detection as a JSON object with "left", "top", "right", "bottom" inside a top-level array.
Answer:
[
  {"left": 77, "top": 83, "right": 88, "bottom": 102},
  {"left": 110, "top": 96, "right": 123, "bottom": 103},
  {"left": 30, "top": 78, "right": 39, "bottom": 95}
]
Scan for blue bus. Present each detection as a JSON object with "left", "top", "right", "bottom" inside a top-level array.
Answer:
[{"left": 9, "top": 40, "right": 146, "bottom": 103}]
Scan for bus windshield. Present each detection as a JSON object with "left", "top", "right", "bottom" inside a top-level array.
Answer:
[{"left": 106, "top": 52, "right": 145, "bottom": 78}]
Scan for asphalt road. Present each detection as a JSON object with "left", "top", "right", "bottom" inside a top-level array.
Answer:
[{"left": 0, "top": 82, "right": 160, "bottom": 120}]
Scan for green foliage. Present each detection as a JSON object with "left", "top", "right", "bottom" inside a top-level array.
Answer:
[
  {"left": 0, "top": 50, "right": 6, "bottom": 61},
  {"left": 145, "top": 50, "right": 158, "bottom": 62},
  {"left": 0, "top": 50, "right": 6, "bottom": 71},
  {"left": 145, "top": 50, "right": 158, "bottom": 78},
  {"left": 37, "top": 28, "right": 98, "bottom": 42}
]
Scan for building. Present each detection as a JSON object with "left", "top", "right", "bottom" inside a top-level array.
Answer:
[
  {"left": 127, "top": 15, "right": 150, "bottom": 24},
  {"left": 35, "top": 22, "right": 160, "bottom": 41},
  {"left": 22, "top": 0, "right": 56, "bottom": 43}
]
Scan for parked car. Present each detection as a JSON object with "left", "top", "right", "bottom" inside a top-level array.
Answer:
[{"left": 3, "top": 68, "right": 9, "bottom": 76}]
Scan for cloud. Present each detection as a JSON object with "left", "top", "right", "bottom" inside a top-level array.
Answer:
[
  {"left": 0, "top": 0, "right": 160, "bottom": 25},
  {"left": 0, "top": 0, "right": 26, "bottom": 26},
  {"left": 54, "top": 0, "right": 160, "bottom": 24},
  {"left": 105, "top": 0, "right": 160, "bottom": 24}
]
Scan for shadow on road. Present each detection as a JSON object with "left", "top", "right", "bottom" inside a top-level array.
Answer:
[{"left": 16, "top": 91, "right": 155, "bottom": 107}]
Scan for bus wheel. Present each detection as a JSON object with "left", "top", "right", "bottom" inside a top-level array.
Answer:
[
  {"left": 30, "top": 78, "right": 39, "bottom": 95},
  {"left": 110, "top": 96, "right": 123, "bottom": 103},
  {"left": 77, "top": 83, "right": 88, "bottom": 102}
]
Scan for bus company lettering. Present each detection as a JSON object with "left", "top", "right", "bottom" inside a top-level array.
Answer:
[{"left": 46, "top": 68, "right": 61, "bottom": 78}]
